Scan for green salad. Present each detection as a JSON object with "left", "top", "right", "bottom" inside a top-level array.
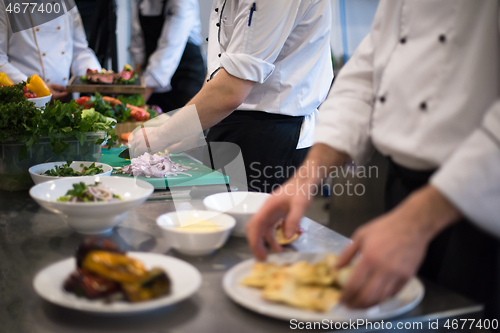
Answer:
[
  {"left": 57, "top": 182, "right": 121, "bottom": 203},
  {"left": 43, "top": 162, "right": 104, "bottom": 177}
]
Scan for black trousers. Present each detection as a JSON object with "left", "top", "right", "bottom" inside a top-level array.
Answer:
[
  {"left": 205, "top": 111, "right": 308, "bottom": 193},
  {"left": 385, "top": 159, "right": 500, "bottom": 321}
]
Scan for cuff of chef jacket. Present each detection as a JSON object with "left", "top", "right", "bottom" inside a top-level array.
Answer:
[
  {"left": 220, "top": 53, "right": 275, "bottom": 84},
  {"left": 313, "top": 97, "right": 374, "bottom": 166},
  {"left": 431, "top": 129, "right": 500, "bottom": 238},
  {"left": 144, "top": 73, "right": 163, "bottom": 89}
]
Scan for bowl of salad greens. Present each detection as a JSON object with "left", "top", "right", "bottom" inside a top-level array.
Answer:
[
  {"left": 29, "top": 176, "right": 154, "bottom": 234},
  {"left": 29, "top": 161, "right": 113, "bottom": 184}
]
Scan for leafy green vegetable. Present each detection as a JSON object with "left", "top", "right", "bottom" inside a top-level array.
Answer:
[
  {"left": 43, "top": 162, "right": 104, "bottom": 177},
  {"left": 116, "top": 94, "right": 145, "bottom": 107},
  {"left": 0, "top": 83, "right": 38, "bottom": 143},
  {"left": 21, "top": 100, "right": 118, "bottom": 160},
  {"left": 89, "top": 92, "right": 131, "bottom": 123}
]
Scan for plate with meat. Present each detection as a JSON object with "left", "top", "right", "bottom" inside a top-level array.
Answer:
[
  {"left": 223, "top": 252, "right": 424, "bottom": 322},
  {"left": 66, "top": 65, "right": 145, "bottom": 94},
  {"left": 33, "top": 238, "right": 202, "bottom": 313}
]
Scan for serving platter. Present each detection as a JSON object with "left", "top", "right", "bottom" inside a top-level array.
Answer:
[
  {"left": 223, "top": 252, "right": 424, "bottom": 322},
  {"left": 33, "top": 252, "right": 202, "bottom": 314}
]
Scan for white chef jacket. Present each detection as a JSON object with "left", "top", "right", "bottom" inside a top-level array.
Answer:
[
  {"left": 0, "top": 3, "right": 100, "bottom": 86},
  {"left": 207, "top": 0, "right": 333, "bottom": 149},
  {"left": 315, "top": 0, "right": 500, "bottom": 237},
  {"left": 129, "top": 0, "right": 203, "bottom": 92}
]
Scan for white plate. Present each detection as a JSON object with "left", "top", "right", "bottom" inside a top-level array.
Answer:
[
  {"left": 223, "top": 253, "right": 424, "bottom": 322},
  {"left": 33, "top": 252, "right": 202, "bottom": 313}
]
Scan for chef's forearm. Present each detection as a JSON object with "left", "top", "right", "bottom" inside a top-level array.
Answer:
[
  {"left": 397, "top": 185, "right": 463, "bottom": 242},
  {"left": 186, "top": 68, "right": 255, "bottom": 130},
  {"left": 294, "top": 143, "right": 350, "bottom": 185}
]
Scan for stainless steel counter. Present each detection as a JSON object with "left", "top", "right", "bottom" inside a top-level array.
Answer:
[{"left": 0, "top": 190, "right": 484, "bottom": 333}]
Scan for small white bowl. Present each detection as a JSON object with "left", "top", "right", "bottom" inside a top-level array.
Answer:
[
  {"left": 30, "top": 176, "right": 154, "bottom": 234},
  {"left": 28, "top": 94, "right": 52, "bottom": 108},
  {"left": 29, "top": 161, "right": 113, "bottom": 185},
  {"left": 157, "top": 210, "right": 236, "bottom": 256},
  {"left": 203, "top": 192, "right": 271, "bottom": 237}
]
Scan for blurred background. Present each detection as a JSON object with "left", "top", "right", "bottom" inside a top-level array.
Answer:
[{"left": 77, "top": 0, "right": 380, "bottom": 73}]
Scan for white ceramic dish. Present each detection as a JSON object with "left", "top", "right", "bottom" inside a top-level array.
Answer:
[
  {"left": 223, "top": 252, "right": 425, "bottom": 322},
  {"left": 33, "top": 252, "right": 202, "bottom": 314},
  {"left": 157, "top": 210, "right": 236, "bottom": 256},
  {"left": 203, "top": 192, "right": 271, "bottom": 237},
  {"left": 29, "top": 161, "right": 113, "bottom": 185},
  {"left": 28, "top": 94, "right": 52, "bottom": 108},
  {"left": 29, "top": 176, "right": 154, "bottom": 234}
]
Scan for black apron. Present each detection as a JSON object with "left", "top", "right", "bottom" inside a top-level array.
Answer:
[
  {"left": 385, "top": 158, "right": 500, "bottom": 322},
  {"left": 205, "top": 111, "right": 309, "bottom": 193},
  {"left": 139, "top": 0, "right": 206, "bottom": 112}
]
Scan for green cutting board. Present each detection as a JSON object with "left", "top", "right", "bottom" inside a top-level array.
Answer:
[{"left": 101, "top": 148, "right": 229, "bottom": 189}]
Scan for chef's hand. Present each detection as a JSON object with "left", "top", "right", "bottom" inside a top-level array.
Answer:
[
  {"left": 129, "top": 125, "right": 163, "bottom": 158},
  {"left": 246, "top": 144, "right": 349, "bottom": 260},
  {"left": 246, "top": 177, "right": 314, "bottom": 260},
  {"left": 48, "top": 83, "right": 69, "bottom": 101},
  {"left": 336, "top": 185, "right": 462, "bottom": 309}
]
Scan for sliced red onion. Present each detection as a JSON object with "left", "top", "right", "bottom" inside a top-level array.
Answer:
[{"left": 117, "top": 153, "right": 192, "bottom": 178}]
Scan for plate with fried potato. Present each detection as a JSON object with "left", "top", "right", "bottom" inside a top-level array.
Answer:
[{"left": 222, "top": 252, "right": 424, "bottom": 322}]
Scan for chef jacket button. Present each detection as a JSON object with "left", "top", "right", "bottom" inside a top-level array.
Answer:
[
  {"left": 439, "top": 35, "right": 446, "bottom": 43},
  {"left": 420, "top": 102, "right": 427, "bottom": 111},
  {"left": 216, "top": 23, "right": 220, "bottom": 27},
  {"left": 42, "top": 53, "right": 46, "bottom": 56},
  {"left": 400, "top": 37, "right": 407, "bottom": 44},
  {"left": 57, "top": 26, "right": 61, "bottom": 30},
  {"left": 206, "top": 37, "right": 209, "bottom": 42},
  {"left": 218, "top": 53, "right": 221, "bottom": 57},
  {"left": 379, "top": 96, "right": 386, "bottom": 103},
  {"left": 215, "top": 8, "right": 219, "bottom": 12},
  {"left": 64, "top": 77, "right": 67, "bottom": 80},
  {"left": 36, "top": 28, "right": 40, "bottom": 31},
  {"left": 46, "top": 79, "right": 50, "bottom": 82},
  {"left": 62, "top": 51, "right": 65, "bottom": 54}
]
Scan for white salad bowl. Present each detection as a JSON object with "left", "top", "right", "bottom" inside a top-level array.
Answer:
[
  {"left": 157, "top": 210, "right": 236, "bottom": 256},
  {"left": 28, "top": 94, "right": 52, "bottom": 108},
  {"left": 203, "top": 192, "right": 271, "bottom": 237},
  {"left": 29, "top": 176, "right": 154, "bottom": 234},
  {"left": 29, "top": 161, "right": 113, "bottom": 185}
]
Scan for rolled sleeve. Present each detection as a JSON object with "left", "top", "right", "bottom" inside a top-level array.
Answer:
[
  {"left": 220, "top": 0, "right": 301, "bottom": 83},
  {"left": 314, "top": 34, "right": 376, "bottom": 165},
  {"left": 220, "top": 53, "right": 274, "bottom": 83},
  {"left": 431, "top": 104, "right": 500, "bottom": 238},
  {"left": 315, "top": 97, "right": 374, "bottom": 165}
]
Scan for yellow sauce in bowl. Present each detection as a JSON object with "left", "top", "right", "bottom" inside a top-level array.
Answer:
[{"left": 177, "top": 220, "right": 221, "bottom": 233}]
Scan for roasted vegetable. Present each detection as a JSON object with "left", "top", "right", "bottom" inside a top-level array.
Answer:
[
  {"left": 122, "top": 268, "right": 171, "bottom": 302},
  {"left": 64, "top": 268, "right": 120, "bottom": 299},
  {"left": 82, "top": 251, "right": 147, "bottom": 283},
  {"left": 76, "top": 237, "right": 124, "bottom": 267}
]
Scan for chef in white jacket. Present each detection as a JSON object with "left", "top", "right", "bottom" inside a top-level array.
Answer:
[
  {"left": 131, "top": 0, "right": 333, "bottom": 192},
  {"left": 129, "top": 0, "right": 205, "bottom": 112},
  {"left": 0, "top": 2, "right": 100, "bottom": 100},
  {"left": 247, "top": 0, "right": 500, "bottom": 319}
]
